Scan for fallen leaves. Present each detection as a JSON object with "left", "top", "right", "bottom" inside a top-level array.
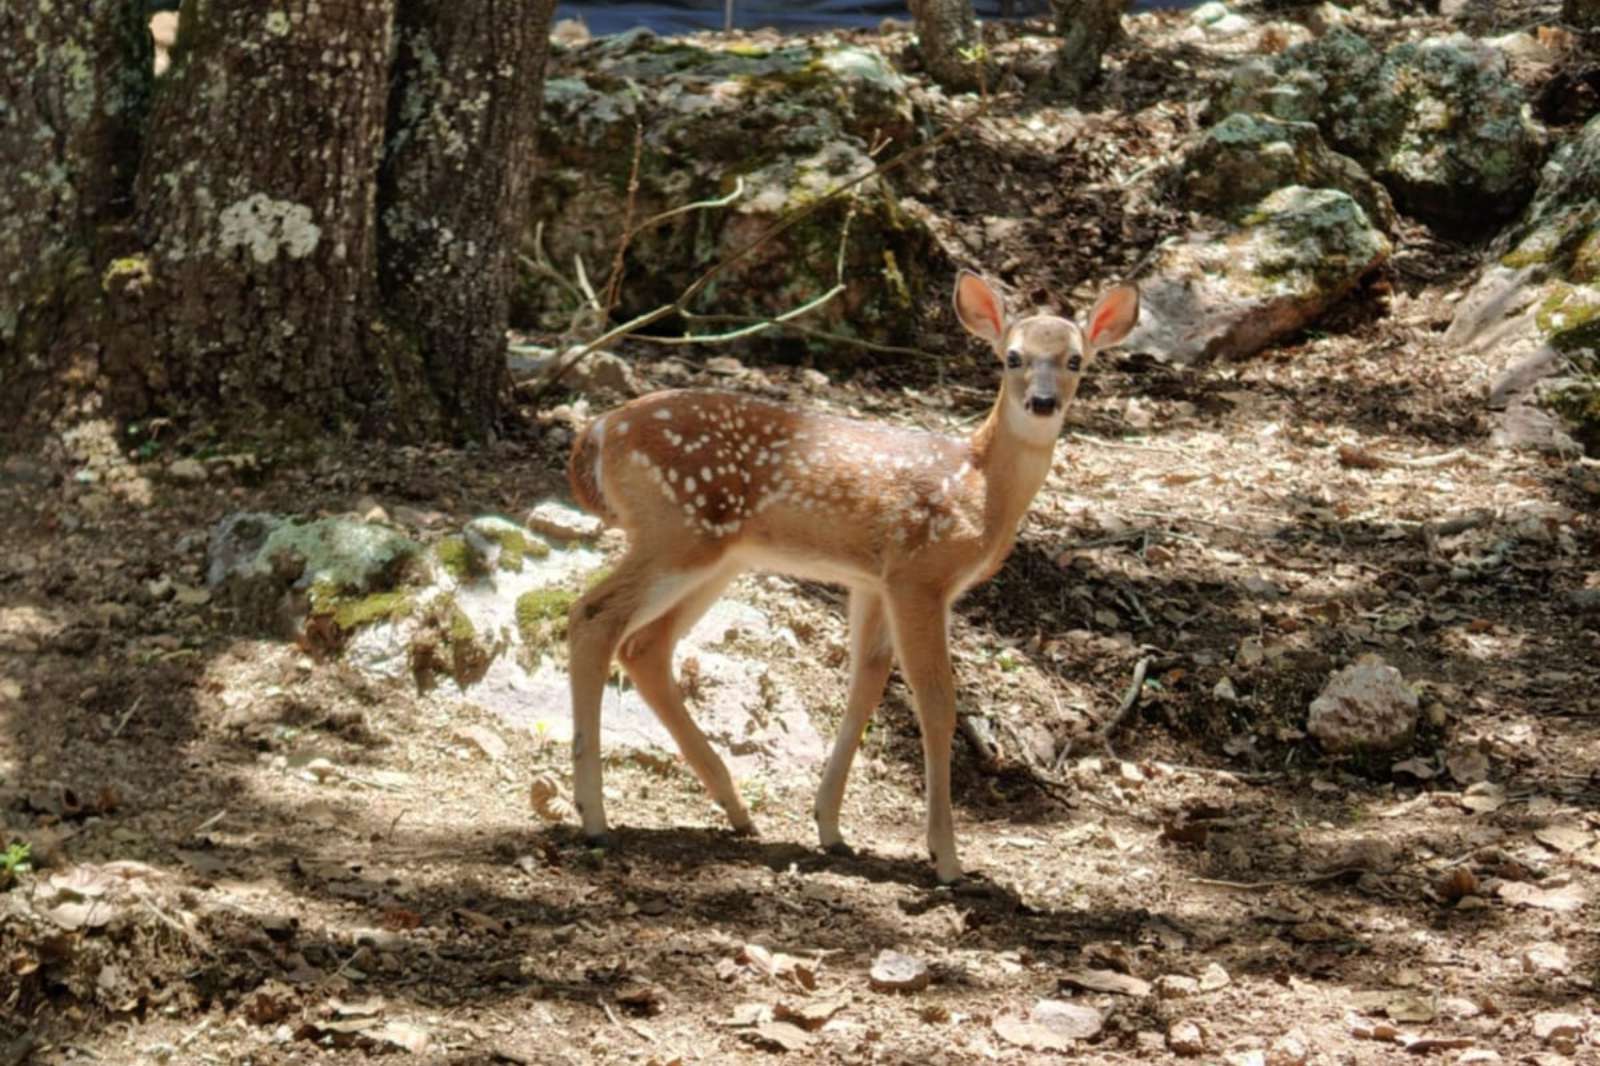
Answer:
[
  {"left": 1058, "top": 967, "right": 1151, "bottom": 997},
  {"left": 867, "top": 949, "right": 929, "bottom": 993},
  {"left": 993, "top": 999, "right": 1104, "bottom": 1051}
]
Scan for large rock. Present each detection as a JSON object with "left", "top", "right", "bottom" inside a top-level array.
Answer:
[
  {"left": 1130, "top": 186, "right": 1389, "bottom": 364},
  {"left": 1307, "top": 656, "right": 1419, "bottom": 754},
  {"left": 1179, "top": 112, "right": 1396, "bottom": 233},
  {"left": 525, "top": 31, "right": 934, "bottom": 365},
  {"left": 1210, "top": 29, "right": 1547, "bottom": 235},
  {"left": 1447, "top": 113, "right": 1600, "bottom": 453},
  {"left": 207, "top": 513, "right": 422, "bottom": 635}
]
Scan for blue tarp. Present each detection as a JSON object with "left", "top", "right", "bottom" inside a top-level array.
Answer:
[{"left": 553, "top": 1, "right": 1056, "bottom": 36}]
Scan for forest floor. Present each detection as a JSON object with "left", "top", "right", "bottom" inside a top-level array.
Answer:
[{"left": 4, "top": 3, "right": 1600, "bottom": 1065}]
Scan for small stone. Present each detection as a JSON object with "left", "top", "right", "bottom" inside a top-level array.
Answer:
[
  {"left": 168, "top": 458, "right": 208, "bottom": 484},
  {"left": 1456, "top": 1050, "right": 1501, "bottom": 1064},
  {"left": 524, "top": 500, "right": 603, "bottom": 543},
  {"left": 454, "top": 725, "right": 508, "bottom": 762},
  {"left": 1267, "top": 1030, "right": 1309, "bottom": 1066},
  {"left": 1199, "top": 962, "right": 1231, "bottom": 991},
  {"left": 1168, "top": 1018, "right": 1207, "bottom": 1057},
  {"left": 1532, "top": 1011, "right": 1585, "bottom": 1045},
  {"left": 1521, "top": 942, "right": 1571, "bottom": 976},
  {"left": 354, "top": 928, "right": 407, "bottom": 953},
  {"left": 1155, "top": 974, "right": 1200, "bottom": 999},
  {"left": 869, "top": 950, "right": 930, "bottom": 993},
  {"left": 146, "top": 577, "right": 174, "bottom": 603},
  {"left": 261, "top": 915, "right": 297, "bottom": 941},
  {"left": 1307, "top": 655, "right": 1419, "bottom": 754}
]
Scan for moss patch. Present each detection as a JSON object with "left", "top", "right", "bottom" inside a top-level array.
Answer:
[
  {"left": 436, "top": 536, "right": 470, "bottom": 579},
  {"left": 330, "top": 590, "right": 413, "bottom": 631},
  {"left": 1535, "top": 284, "right": 1600, "bottom": 352},
  {"left": 516, "top": 585, "right": 578, "bottom": 649}
]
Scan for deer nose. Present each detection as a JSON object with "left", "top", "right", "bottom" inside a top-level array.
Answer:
[{"left": 1026, "top": 396, "right": 1058, "bottom": 416}]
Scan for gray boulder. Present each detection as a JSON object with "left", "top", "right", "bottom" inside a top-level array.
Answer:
[
  {"left": 1448, "top": 113, "right": 1600, "bottom": 453},
  {"left": 1210, "top": 29, "right": 1546, "bottom": 235},
  {"left": 1179, "top": 112, "right": 1397, "bottom": 234},
  {"left": 1131, "top": 186, "right": 1390, "bottom": 364},
  {"left": 206, "top": 513, "right": 422, "bottom": 636}
]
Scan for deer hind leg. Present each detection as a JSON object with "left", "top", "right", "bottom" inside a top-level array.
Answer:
[
  {"left": 568, "top": 553, "right": 719, "bottom": 840},
  {"left": 815, "top": 588, "right": 893, "bottom": 853},
  {"left": 886, "top": 590, "right": 961, "bottom": 883},
  {"left": 616, "top": 569, "right": 755, "bottom": 835}
]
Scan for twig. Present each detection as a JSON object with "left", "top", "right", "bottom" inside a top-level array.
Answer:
[
  {"left": 190, "top": 809, "right": 227, "bottom": 835},
  {"left": 1187, "top": 867, "right": 1363, "bottom": 890},
  {"left": 670, "top": 314, "right": 940, "bottom": 360},
  {"left": 601, "top": 117, "right": 646, "bottom": 316},
  {"left": 1058, "top": 656, "right": 1150, "bottom": 763},
  {"left": 1101, "top": 655, "right": 1150, "bottom": 760},
  {"left": 635, "top": 177, "right": 745, "bottom": 232},
  {"left": 1152, "top": 761, "right": 1281, "bottom": 783},
  {"left": 1068, "top": 431, "right": 1191, "bottom": 456},
  {"left": 636, "top": 283, "right": 847, "bottom": 345},
  {"left": 1129, "top": 508, "right": 1263, "bottom": 536},
  {"left": 525, "top": 95, "right": 998, "bottom": 401},
  {"left": 111, "top": 695, "right": 144, "bottom": 738},
  {"left": 1374, "top": 447, "right": 1471, "bottom": 468}
]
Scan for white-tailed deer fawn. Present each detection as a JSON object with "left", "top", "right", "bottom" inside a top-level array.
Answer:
[{"left": 565, "top": 272, "right": 1139, "bottom": 882}]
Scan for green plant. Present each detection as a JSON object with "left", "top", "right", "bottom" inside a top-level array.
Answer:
[{"left": 2, "top": 841, "right": 33, "bottom": 885}]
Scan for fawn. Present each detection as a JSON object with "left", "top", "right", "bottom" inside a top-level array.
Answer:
[{"left": 565, "top": 271, "right": 1139, "bottom": 882}]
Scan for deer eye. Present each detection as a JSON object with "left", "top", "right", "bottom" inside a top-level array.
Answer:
[
  {"left": 1005, "top": 350, "right": 1023, "bottom": 370},
  {"left": 1067, "top": 354, "right": 1082, "bottom": 373}
]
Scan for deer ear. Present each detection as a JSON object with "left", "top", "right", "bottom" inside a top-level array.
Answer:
[
  {"left": 954, "top": 271, "right": 1006, "bottom": 346},
  {"left": 1085, "top": 282, "right": 1139, "bottom": 351}
]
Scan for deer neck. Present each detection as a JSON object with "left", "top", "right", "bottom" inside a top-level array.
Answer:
[{"left": 967, "top": 397, "right": 1060, "bottom": 544}]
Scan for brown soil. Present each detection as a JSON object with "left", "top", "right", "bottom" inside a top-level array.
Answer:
[{"left": 3, "top": 4, "right": 1598, "bottom": 1064}]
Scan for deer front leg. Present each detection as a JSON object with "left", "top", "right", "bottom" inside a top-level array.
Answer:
[
  {"left": 815, "top": 589, "right": 894, "bottom": 853},
  {"left": 887, "top": 591, "right": 961, "bottom": 883}
]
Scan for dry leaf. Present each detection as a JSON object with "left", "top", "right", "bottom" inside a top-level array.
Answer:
[
  {"left": 1059, "top": 968, "right": 1150, "bottom": 997},
  {"left": 1459, "top": 782, "right": 1505, "bottom": 813},
  {"left": 528, "top": 774, "right": 573, "bottom": 823},
  {"left": 1497, "top": 881, "right": 1586, "bottom": 912},
  {"left": 994, "top": 1015, "right": 1072, "bottom": 1052},
  {"left": 775, "top": 993, "right": 850, "bottom": 1031}
]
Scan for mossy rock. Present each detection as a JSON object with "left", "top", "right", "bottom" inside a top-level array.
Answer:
[
  {"left": 409, "top": 593, "right": 498, "bottom": 691},
  {"left": 1207, "top": 29, "right": 1546, "bottom": 236}
]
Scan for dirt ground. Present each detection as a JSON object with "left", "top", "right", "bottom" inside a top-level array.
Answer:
[{"left": 4, "top": 4, "right": 1600, "bottom": 1065}]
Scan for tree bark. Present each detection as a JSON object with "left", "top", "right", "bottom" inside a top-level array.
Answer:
[
  {"left": 1051, "top": 0, "right": 1127, "bottom": 100},
  {"left": 134, "top": 0, "right": 398, "bottom": 429},
  {"left": 2, "top": 2, "right": 557, "bottom": 441},
  {"left": 381, "top": 0, "right": 558, "bottom": 440},
  {"left": 0, "top": 1, "right": 150, "bottom": 413},
  {"left": 908, "top": 0, "right": 984, "bottom": 92}
]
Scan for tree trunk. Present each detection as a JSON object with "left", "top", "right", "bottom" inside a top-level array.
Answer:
[
  {"left": 908, "top": 0, "right": 984, "bottom": 92},
  {"left": 0, "top": 1, "right": 150, "bottom": 414},
  {"left": 381, "top": 0, "right": 557, "bottom": 440},
  {"left": 2, "top": 2, "right": 556, "bottom": 442},
  {"left": 1051, "top": 0, "right": 1127, "bottom": 100},
  {"left": 134, "top": 0, "right": 399, "bottom": 430}
]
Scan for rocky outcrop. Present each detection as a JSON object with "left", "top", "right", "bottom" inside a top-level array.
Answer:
[
  {"left": 525, "top": 30, "right": 936, "bottom": 364},
  {"left": 1134, "top": 185, "right": 1389, "bottom": 365},
  {"left": 1210, "top": 29, "right": 1547, "bottom": 235},
  {"left": 1447, "top": 113, "right": 1600, "bottom": 453}
]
